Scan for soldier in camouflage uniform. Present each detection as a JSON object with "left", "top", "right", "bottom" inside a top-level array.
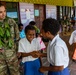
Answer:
[{"left": 0, "top": 3, "right": 20, "bottom": 75}]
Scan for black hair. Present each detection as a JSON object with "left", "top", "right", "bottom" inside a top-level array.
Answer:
[
  {"left": 18, "top": 23, "right": 23, "bottom": 28},
  {"left": 18, "top": 23, "right": 23, "bottom": 26},
  {"left": 0, "top": 3, "right": 5, "bottom": 7},
  {"left": 29, "top": 21, "right": 36, "bottom": 25},
  {"left": 24, "top": 25, "right": 36, "bottom": 34},
  {"left": 42, "top": 18, "right": 60, "bottom": 36}
]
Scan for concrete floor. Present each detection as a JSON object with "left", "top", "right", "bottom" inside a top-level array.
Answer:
[{"left": 60, "top": 32, "right": 76, "bottom": 75}]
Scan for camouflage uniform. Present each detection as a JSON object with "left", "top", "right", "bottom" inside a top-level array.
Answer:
[{"left": 0, "top": 18, "right": 20, "bottom": 75}]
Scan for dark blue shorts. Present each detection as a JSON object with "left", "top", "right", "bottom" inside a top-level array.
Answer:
[{"left": 23, "top": 58, "right": 44, "bottom": 75}]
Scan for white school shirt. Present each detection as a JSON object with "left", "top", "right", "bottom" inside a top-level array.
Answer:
[
  {"left": 47, "top": 34, "right": 69, "bottom": 68},
  {"left": 18, "top": 38, "right": 41, "bottom": 63},
  {"left": 69, "top": 30, "right": 76, "bottom": 45}
]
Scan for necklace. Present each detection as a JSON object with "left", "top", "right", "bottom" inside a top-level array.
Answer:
[{"left": 0, "top": 21, "right": 13, "bottom": 49}]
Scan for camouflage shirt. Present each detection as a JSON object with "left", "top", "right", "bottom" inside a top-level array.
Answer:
[{"left": 0, "top": 18, "right": 19, "bottom": 50}]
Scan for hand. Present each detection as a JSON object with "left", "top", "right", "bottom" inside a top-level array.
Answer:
[
  {"left": 30, "top": 51, "right": 39, "bottom": 58},
  {"left": 17, "top": 52, "right": 21, "bottom": 58},
  {"left": 39, "top": 66, "right": 47, "bottom": 73},
  {"left": 35, "top": 51, "right": 41, "bottom": 57}
]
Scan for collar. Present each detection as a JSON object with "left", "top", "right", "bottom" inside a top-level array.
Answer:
[
  {"left": 26, "top": 38, "right": 36, "bottom": 44},
  {"left": 50, "top": 34, "right": 59, "bottom": 46}
]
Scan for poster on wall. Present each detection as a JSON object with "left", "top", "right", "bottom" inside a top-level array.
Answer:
[
  {"left": 46, "top": 5, "right": 57, "bottom": 19},
  {"left": 34, "top": 9, "right": 39, "bottom": 16},
  {"left": 19, "top": 3, "right": 34, "bottom": 29},
  {"left": 7, "top": 12, "right": 17, "bottom": 18}
]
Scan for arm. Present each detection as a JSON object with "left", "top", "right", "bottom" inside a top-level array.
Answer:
[
  {"left": 13, "top": 19, "right": 20, "bottom": 41},
  {"left": 13, "top": 19, "right": 20, "bottom": 53},
  {"left": 39, "top": 65, "right": 64, "bottom": 72},
  {"left": 8, "top": 19, "right": 20, "bottom": 41},
  {"left": 18, "top": 40, "right": 42, "bottom": 58},
  {"left": 21, "top": 51, "right": 39, "bottom": 58},
  {"left": 21, "top": 52, "right": 30, "bottom": 57},
  {"left": 8, "top": 19, "right": 20, "bottom": 52},
  {"left": 32, "top": 50, "right": 47, "bottom": 57},
  {"left": 21, "top": 50, "right": 47, "bottom": 58},
  {"left": 39, "top": 53, "right": 47, "bottom": 57}
]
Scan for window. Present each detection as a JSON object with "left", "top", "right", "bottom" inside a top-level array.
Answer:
[{"left": 6, "top": 2, "right": 18, "bottom": 23}]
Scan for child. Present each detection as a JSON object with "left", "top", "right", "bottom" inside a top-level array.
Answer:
[
  {"left": 69, "top": 30, "right": 76, "bottom": 62},
  {"left": 29, "top": 21, "right": 40, "bottom": 36},
  {"left": 18, "top": 23, "right": 26, "bottom": 39},
  {"left": 29, "top": 21, "right": 46, "bottom": 52},
  {"left": 39, "top": 18, "right": 70, "bottom": 75},
  {"left": 18, "top": 25, "right": 44, "bottom": 75}
]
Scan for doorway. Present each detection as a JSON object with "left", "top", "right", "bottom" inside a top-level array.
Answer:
[{"left": 34, "top": 4, "right": 46, "bottom": 30}]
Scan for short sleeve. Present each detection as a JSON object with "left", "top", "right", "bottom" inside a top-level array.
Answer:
[
  {"left": 54, "top": 45, "right": 64, "bottom": 66},
  {"left": 18, "top": 41, "right": 25, "bottom": 52}
]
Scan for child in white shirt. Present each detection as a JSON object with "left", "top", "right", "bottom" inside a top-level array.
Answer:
[
  {"left": 39, "top": 18, "right": 70, "bottom": 75},
  {"left": 18, "top": 25, "right": 44, "bottom": 75},
  {"left": 69, "top": 30, "right": 76, "bottom": 61}
]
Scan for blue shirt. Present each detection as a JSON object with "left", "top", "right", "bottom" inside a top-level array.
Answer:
[{"left": 20, "top": 30, "right": 25, "bottom": 39}]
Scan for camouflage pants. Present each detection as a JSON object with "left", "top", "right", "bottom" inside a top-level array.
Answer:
[{"left": 0, "top": 49, "right": 20, "bottom": 75}]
